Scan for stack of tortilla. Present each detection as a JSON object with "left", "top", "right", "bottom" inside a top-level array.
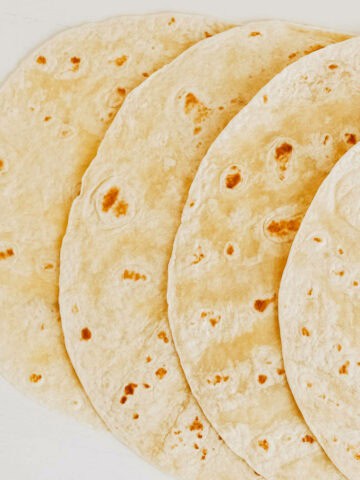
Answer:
[{"left": 0, "top": 11, "right": 359, "bottom": 480}]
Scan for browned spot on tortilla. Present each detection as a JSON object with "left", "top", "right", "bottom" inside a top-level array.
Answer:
[
  {"left": 337, "top": 344, "right": 342, "bottom": 352},
  {"left": 189, "top": 417, "right": 203, "bottom": 431},
  {"left": 198, "top": 433, "right": 203, "bottom": 439},
  {"left": 191, "top": 247, "right": 205, "bottom": 265},
  {"left": 249, "top": 31, "right": 261, "bottom": 36},
  {"left": 142, "top": 72, "right": 149, "bottom": 78},
  {"left": 267, "top": 217, "right": 301, "bottom": 238},
  {"left": 201, "top": 448, "right": 207, "bottom": 460},
  {"left": 194, "top": 443, "right": 199, "bottom": 450},
  {"left": 155, "top": 368, "right": 167, "bottom": 379},
  {"left": 338, "top": 248, "right": 344, "bottom": 255},
  {"left": 115, "top": 55, "right": 128, "bottom": 67},
  {"left": 323, "top": 134, "right": 330, "bottom": 145},
  {"left": 0, "top": 248, "right": 14, "bottom": 260},
  {"left": 324, "top": 87, "right": 332, "bottom": 93},
  {"left": 113, "top": 200, "right": 128, "bottom": 217},
  {"left": 184, "top": 93, "right": 210, "bottom": 124},
  {"left": 258, "top": 375, "right": 267, "bottom": 384},
  {"left": 302, "top": 435, "right": 314, "bottom": 443},
  {"left": 354, "top": 281, "right": 359, "bottom": 287},
  {"left": 313, "top": 237, "right": 322, "bottom": 242},
  {"left": 277, "top": 368, "right": 285, "bottom": 375},
  {"left": 143, "top": 383, "right": 150, "bottom": 389},
  {"left": 133, "top": 413, "right": 139, "bottom": 420},
  {"left": 335, "top": 270, "right": 345, "bottom": 277},
  {"left": 146, "top": 356, "right": 152, "bottom": 363},
  {"left": 275, "top": 142, "right": 293, "bottom": 179},
  {"left": 328, "top": 64, "right": 338, "bottom": 70},
  {"left": 209, "top": 317, "right": 219, "bottom": 327},
  {"left": 102, "top": 187, "right": 119, "bottom": 212},
  {"left": 124, "top": 383, "right": 138, "bottom": 395},
  {"left": 36, "top": 55, "right": 47, "bottom": 64},
  {"left": 339, "top": 361, "right": 350, "bottom": 374},
  {"left": 44, "top": 116, "right": 52, "bottom": 122},
  {"left": 157, "top": 331, "right": 169, "bottom": 343},
  {"left": 208, "top": 374, "right": 229, "bottom": 385},
  {"left": 81, "top": 327, "right": 92, "bottom": 341},
  {"left": 0, "top": 159, "right": 4, "bottom": 170},
  {"left": 226, "top": 244, "right": 234, "bottom": 255},
  {"left": 43, "top": 263, "right": 54, "bottom": 270},
  {"left": 204, "top": 31, "right": 212, "bottom": 38},
  {"left": 120, "top": 396, "right": 127, "bottom": 405},
  {"left": 225, "top": 166, "right": 242, "bottom": 189},
  {"left": 117, "top": 87, "right": 126, "bottom": 96},
  {"left": 29, "top": 373, "right": 42, "bottom": 383},
  {"left": 263, "top": 95, "right": 268, "bottom": 103},
  {"left": 194, "top": 126, "right": 202, "bottom": 135},
  {"left": 304, "top": 44, "right": 324, "bottom": 54},
  {"left": 288, "top": 52, "right": 298, "bottom": 60},
  {"left": 168, "top": 16, "right": 176, "bottom": 25},
  {"left": 307, "top": 288, "right": 313, "bottom": 296},
  {"left": 71, "top": 56, "right": 81, "bottom": 64},
  {"left": 123, "top": 269, "right": 147, "bottom": 281},
  {"left": 258, "top": 439, "right": 269, "bottom": 451},
  {"left": 345, "top": 133, "right": 357, "bottom": 145},
  {"left": 302, "top": 327, "right": 310, "bottom": 337},
  {"left": 254, "top": 294, "right": 276, "bottom": 313}
]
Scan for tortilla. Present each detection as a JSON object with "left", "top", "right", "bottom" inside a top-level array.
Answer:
[
  {"left": 167, "top": 36, "right": 360, "bottom": 480},
  {"left": 59, "top": 22, "right": 348, "bottom": 478},
  {"left": 0, "top": 13, "right": 231, "bottom": 427},
  {"left": 279, "top": 143, "right": 360, "bottom": 480}
]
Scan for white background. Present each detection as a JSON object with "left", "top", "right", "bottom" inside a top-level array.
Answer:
[{"left": 0, "top": 1, "right": 358, "bottom": 479}]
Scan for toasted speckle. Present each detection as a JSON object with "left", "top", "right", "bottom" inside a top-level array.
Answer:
[
  {"left": 29, "top": 373, "right": 42, "bottom": 383},
  {"left": 189, "top": 416, "right": 203, "bottom": 431},
  {"left": 258, "top": 439, "right": 269, "bottom": 451},
  {"left": 123, "top": 269, "right": 147, "bottom": 282},
  {"left": 339, "top": 361, "right": 350, "bottom": 375},
  {"left": 81, "top": 327, "right": 92, "bottom": 341},
  {"left": 157, "top": 331, "right": 169, "bottom": 343},
  {"left": 302, "top": 435, "right": 314, "bottom": 444},
  {"left": 124, "top": 383, "right": 138, "bottom": 395},
  {"left": 115, "top": 55, "right": 128, "bottom": 67},
  {"left": 36, "top": 55, "right": 47, "bottom": 65},
  {"left": 301, "top": 327, "right": 310, "bottom": 337},
  {"left": 249, "top": 31, "right": 261, "bottom": 37},
  {"left": 258, "top": 375, "right": 267, "bottom": 385},
  {"left": 345, "top": 133, "right": 357, "bottom": 145},
  {"left": 155, "top": 368, "right": 167, "bottom": 379},
  {"left": 0, "top": 248, "right": 14, "bottom": 260},
  {"left": 254, "top": 294, "right": 276, "bottom": 313}
]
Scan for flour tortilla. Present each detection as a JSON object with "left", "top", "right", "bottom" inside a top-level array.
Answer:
[
  {"left": 0, "top": 13, "right": 231, "bottom": 427},
  {"left": 167, "top": 37, "right": 360, "bottom": 480},
  {"left": 59, "top": 22, "right": 348, "bottom": 479},
  {"left": 279, "top": 143, "right": 360, "bottom": 480}
]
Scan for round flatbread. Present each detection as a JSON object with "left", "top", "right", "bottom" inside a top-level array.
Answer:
[
  {"left": 279, "top": 143, "right": 360, "bottom": 480},
  {"left": 59, "top": 22, "right": 348, "bottom": 478},
  {"left": 0, "top": 13, "right": 231, "bottom": 426},
  {"left": 168, "top": 36, "right": 360, "bottom": 480}
]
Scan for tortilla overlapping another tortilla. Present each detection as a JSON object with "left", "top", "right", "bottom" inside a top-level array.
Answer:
[
  {"left": 167, "top": 36, "right": 360, "bottom": 480},
  {"left": 59, "top": 21, "right": 348, "bottom": 479},
  {"left": 0, "top": 13, "right": 233, "bottom": 427},
  {"left": 279, "top": 143, "right": 360, "bottom": 480}
]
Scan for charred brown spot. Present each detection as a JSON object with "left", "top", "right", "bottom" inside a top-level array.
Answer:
[
  {"left": 354, "top": 453, "right": 360, "bottom": 460},
  {"left": 313, "top": 237, "right": 322, "bottom": 243},
  {"left": 275, "top": 142, "right": 293, "bottom": 179},
  {"left": 201, "top": 448, "right": 207, "bottom": 460},
  {"left": 155, "top": 368, "right": 167, "bottom": 379},
  {"left": 123, "top": 269, "right": 147, "bottom": 282},
  {"left": 323, "top": 134, "right": 330, "bottom": 145},
  {"left": 335, "top": 270, "right": 345, "bottom": 277},
  {"left": 302, "top": 327, "right": 310, "bottom": 337},
  {"left": 302, "top": 435, "right": 314, "bottom": 443},
  {"left": 81, "top": 327, "right": 92, "bottom": 341},
  {"left": 192, "top": 247, "right": 205, "bottom": 265},
  {"left": 184, "top": 93, "right": 210, "bottom": 124},
  {"left": 254, "top": 294, "right": 276, "bottom": 313},
  {"left": 193, "top": 126, "right": 202, "bottom": 135},
  {"left": 338, "top": 248, "right": 344, "bottom": 255},
  {"left": 120, "top": 396, "right": 127, "bottom": 405},
  {"left": 102, "top": 187, "right": 119, "bottom": 212},
  {"left": 226, "top": 244, "right": 234, "bottom": 255},
  {"left": 0, "top": 248, "right": 14, "bottom": 260},
  {"left": 70, "top": 56, "right": 81, "bottom": 64},
  {"left": 263, "top": 95, "right": 268, "bottom": 103},
  {"left": 124, "top": 383, "right": 138, "bottom": 395},
  {"left": 267, "top": 218, "right": 301, "bottom": 238},
  {"left": 249, "top": 31, "right": 261, "bottom": 36},
  {"left": 209, "top": 317, "right": 219, "bottom": 327},
  {"left": 328, "top": 64, "right": 338, "bottom": 70},
  {"left": 168, "top": 17, "right": 176, "bottom": 25},
  {"left": 337, "top": 344, "right": 342, "bottom": 352},
  {"left": 258, "top": 439, "right": 269, "bottom": 451},
  {"left": 44, "top": 116, "right": 52, "bottom": 122},
  {"left": 339, "top": 361, "right": 350, "bottom": 375},
  {"left": 307, "top": 288, "right": 313, "bottom": 296},
  {"left": 225, "top": 166, "right": 242, "bottom": 189},
  {"left": 143, "top": 383, "right": 151, "bottom": 389},
  {"left": 208, "top": 374, "right": 229, "bottom": 385},
  {"left": 146, "top": 356, "right": 152, "bottom": 363},
  {"left": 142, "top": 72, "right": 149, "bottom": 78},
  {"left": 133, "top": 413, "right": 139, "bottom": 420},
  {"left": 277, "top": 368, "right": 285, "bottom": 375},
  {"left": 117, "top": 87, "right": 126, "bottom": 96},
  {"left": 204, "top": 31, "right": 212, "bottom": 38},
  {"left": 0, "top": 159, "right": 4, "bottom": 170},
  {"left": 194, "top": 443, "right": 199, "bottom": 450},
  {"left": 324, "top": 87, "right": 332, "bottom": 93},
  {"left": 29, "top": 373, "right": 42, "bottom": 383},
  {"left": 304, "top": 44, "right": 324, "bottom": 55},
  {"left": 288, "top": 52, "right": 298, "bottom": 60},
  {"left": 185, "top": 93, "right": 199, "bottom": 112},
  {"left": 354, "top": 281, "right": 359, "bottom": 287},
  {"left": 157, "top": 331, "right": 169, "bottom": 343},
  {"left": 115, "top": 55, "right": 128, "bottom": 66},
  {"left": 113, "top": 200, "right": 128, "bottom": 217},
  {"left": 189, "top": 416, "right": 203, "bottom": 431},
  {"left": 345, "top": 133, "right": 357, "bottom": 145},
  {"left": 36, "top": 55, "right": 47, "bottom": 65},
  {"left": 258, "top": 375, "right": 267, "bottom": 384}
]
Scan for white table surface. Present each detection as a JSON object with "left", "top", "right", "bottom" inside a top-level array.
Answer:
[{"left": 0, "top": 0, "right": 358, "bottom": 479}]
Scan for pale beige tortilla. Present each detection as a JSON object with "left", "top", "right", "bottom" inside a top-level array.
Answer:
[
  {"left": 279, "top": 143, "right": 360, "bottom": 480},
  {"left": 0, "top": 13, "right": 231, "bottom": 427},
  {"left": 59, "top": 22, "right": 348, "bottom": 478},
  {"left": 167, "top": 37, "right": 360, "bottom": 480}
]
